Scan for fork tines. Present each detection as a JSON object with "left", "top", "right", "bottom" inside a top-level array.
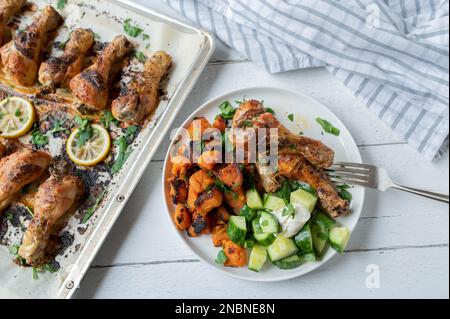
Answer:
[{"left": 326, "top": 162, "right": 375, "bottom": 187}]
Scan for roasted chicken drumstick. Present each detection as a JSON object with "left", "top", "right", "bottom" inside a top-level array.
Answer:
[
  {"left": 0, "top": 5, "right": 63, "bottom": 87},
  {"left": 277, "top": 153, "right": 349, "bottom": 218},
  {"left": 0, "top": 149, "right": 51, "bottom": 214},
  {"left": 39, "top": 28, "right": 94, "bottom": 87},
  {"left": 0, "top": 0, "right": 26, "bottom": 46},
  {"left": 111, "top": 50, "right": 172, "bottom": 125},
  {"left": 69, "top": 35, "right": 132, "bottom": 110},
  {"left": 19, "top": 163, "right": 84, "bottom": 265}
]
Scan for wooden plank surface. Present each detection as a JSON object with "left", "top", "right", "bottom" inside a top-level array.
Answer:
[{"left": 74, "top": 0, "right": 449, "bottom": 299}]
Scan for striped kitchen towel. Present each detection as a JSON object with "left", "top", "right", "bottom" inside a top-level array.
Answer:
[{"left": 164, "top": 0, "right": 449, "bottom": 161}]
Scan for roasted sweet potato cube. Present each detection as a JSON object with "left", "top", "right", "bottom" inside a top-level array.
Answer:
[
  {"left": 187, "top": 170, "right": 215, "bottom": 210},
  {"left": 224, "top": 188, "right": 246, "bottom": 213},
  {"left": 187, "top": 117, "right": 211, "bottom": 141},
  {"left": 198, "top": 150, "right": 222, "bottom": 171},
  {"left": 173, "top": 204, "right": 191, "bottom": 230},
  {"left": 211, "top": 225, "right": 228, "bottom": 247},
  {"left": 194, "top": 187, "right": 223, "bottom": 216},
  {"left": 187, "top": 212, "right": 211, "bottom": 237},
  {"left": 217, "top": 164, "right": 243, "bottom": 189},
  {"left": 223, "top": 239, "right": 247, "bottom": 267},
  {"left": 212, "top": 114, "right": 227, "bottom": 133},
  {"left": 211, "top": 206, "right": 231, "bottom": 226},
  {"left": 169, "top": 178, "right": 188, "bottom": 204}
]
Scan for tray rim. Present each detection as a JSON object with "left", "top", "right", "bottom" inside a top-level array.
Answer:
[{"left": 55, "top": 0, "right": 215, "bottom": 299}]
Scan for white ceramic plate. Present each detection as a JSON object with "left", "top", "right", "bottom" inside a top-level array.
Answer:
[{"left": 163, "top": 87, "right": 365, "bottom": 282}]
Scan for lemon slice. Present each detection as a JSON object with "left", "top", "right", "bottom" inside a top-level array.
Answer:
[
  {"left": 67, "top": 123, "right": 111, "bottom": 167},
  {"left": 0, "top": 97, "right": 36, "bottom": 138}
]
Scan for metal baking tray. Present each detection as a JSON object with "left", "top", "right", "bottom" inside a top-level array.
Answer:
[{"left": 0, "top": 0, "right": 214, "bottom": 299}]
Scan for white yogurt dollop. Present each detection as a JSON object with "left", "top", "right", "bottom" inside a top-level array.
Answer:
[{"left": 271, "top": 203, "right": 311, "bottom": 238}]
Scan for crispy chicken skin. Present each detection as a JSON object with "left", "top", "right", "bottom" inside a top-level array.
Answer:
[
  {"left": 18, "top": 167, "right": 84, "bottom": 265},
  {"left": 278, "top": 153, "right": 349, "bottom": 218},
  {"left": 39, "top": 28, "right": 94, "bottom": 87},
  {"left": 111, "top": 50, "right": 172, "bottom": 125},
  {"left": 69, "top": 35, "right": 132, "bottom": 110},
  {"left": 0, "top": 5, "right": 63, "bottom": 87},
  {"left": 232, "top": 100, "right": 334, "bottom": 168},
  {"left": 0, "top": 0, "right": 26, "bottom": 46},
  {"left": 0, "top": 149, "right": 51, "bottom": 213}
]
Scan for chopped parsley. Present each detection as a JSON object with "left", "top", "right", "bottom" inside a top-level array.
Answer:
[
  {"left": 123, "top": 18, "right": 143, "bottom": 38},
  {"left": 336, "top": 184, "right": 353, "bottom": 201},
  {"left": 14, "top": 108, "right": 21, "bottom": 117},
  {"left": 316, "top": 118, "right": 340, "bottom": 136},
  {"left": 57, "top": 0, "right": 68, "bottom": 10},
  {"left": 82, "top": 189, "right": 107, "bottom": 224},
  {"left": 215, "top": 249, "right": 228, "bottom": 265},
  {"left": 48, "top": 119, "right": 69, "bottom": 135},
  {"left": 287, "top": 114, "right": 294, "bottom": 122},
  {"left": 30, "top": 125, "right": 49, "bottom": 146},
  {"left": 110, "top": 125, "right": 138, "bottom": 174},
  {"left": 74, "top": 116, "right": 93, "bottom": 147},
  {"left": 218, "top": 101, "right": 236, "bottom": 120},
  {"left": 32, "top": 263, "right": 58, "bottom": 280},
  {"left": 25, "top": 206, "right": 34, "bottom": 217},
  {"left": 299, "top": 131, "right": 304, "bottom": 135},
  {"left": 0, "top": 111, "right": 4, "bottom": 119},
  {"left": 100, "top": 111, "right": 118, "bottom": 129},
  {"left": 290, "top": 181, "right": 317, "bottom": 196},
  {"left": 9, "top": 244, "right": 26, "bottom": 266},
  {"left": 265, "top": 107, "right": 275, "bottom": 115},
  {"left": 133, "top": 50, "right": 146, "bottom": 63},
  {"left": 142, "top": 33, "right": 150, "bottom": 41}
]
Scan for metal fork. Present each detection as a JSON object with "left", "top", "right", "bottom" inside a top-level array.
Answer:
[{"left": 327, "top": 162, "right": 449, "bottom": 203}]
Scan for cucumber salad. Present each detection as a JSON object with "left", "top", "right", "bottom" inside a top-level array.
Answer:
[{"left": 228, "top": 183, "right": 350, "bottom": 272}]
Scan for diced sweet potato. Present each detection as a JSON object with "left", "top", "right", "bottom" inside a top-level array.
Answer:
[
  {"left": 187, "top": 170, "right": 215, "bottom": 210},
  {"left": 198, "top": 150, "right": 222, "bottom": 171},
  {"left": 173, "top": 204, "right": 191, "bottom": 230},
  {"left": 194, "top": 187, "right": 223, "bottom": 216},
  {"left": 211, "top": 206, "right": 231, "bottom": 226},
  {"left": 187, "top": 212, "right": 211, "bottom": 237},
  {"left": 223, "top": 239, "right": 247, "bottom": 267},
  {"left": 171, "top": 155, "right": 191, "bottom": 178},
  {"left": 187, "top": 117, "right": 211, "bottom": 141},
  {"left": 169, "top": 178, "right": 188, "bottom": 204},
  {"left": 224, "top": 188, "right": 246, "bottom": 213},
  {"left": 212, "top": 115, "right": 227, "bottom": 133},
  {"left": 217, "top": 164, "right": 243, "bottom": 189},
  {"left": 211, "top": 225, "right": 228, "bottom": 247}
]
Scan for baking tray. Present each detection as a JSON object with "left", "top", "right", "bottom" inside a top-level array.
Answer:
[{"left": 0, "top": 0, "right": 214, "bottom": 299}]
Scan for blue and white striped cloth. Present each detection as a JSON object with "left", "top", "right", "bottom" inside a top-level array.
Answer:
[{"left": 164, "top": 0, "right": 449, "bottom": 161}]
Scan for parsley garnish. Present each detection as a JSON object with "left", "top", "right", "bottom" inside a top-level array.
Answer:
[
  {"left": 73, "top": 116, "right": 93, "bottom": 147},
  {"left": 32, "top": 263, "right": 58, "bottom": 280},
  {"left": 336, "top": 184, "right": 353, "bottom": 201},
  {"left": 290, "top": 181, "right": 317, "bottom": 196},
  {"left": 49, "top": 119, "right": 69, "bottom": 135},
  {"left": 142, "top": 34, "right": 150, "bottom": 41},
  {"left": 288, "top": 114, "right": 294, "bottom": 122},
  {"left": 30, "top": 125, "right": 49, "bottom": 146},
  {"left": 110, "top": 126, "right": 138, "bottom": 174},
  {"left": 123, "top": 18, "right": 143, "bottom": 37},
  {"left": 14, "top": 109, "right": 21, "bottom": 117},
  {"left": 265, "top": 107, "right": 275, "bottom": 115},
  {"left": 82, "top": 190, "right": 107, "bottom": 223},
  {"left": 100, "top": 111, "right": 118, "bottom": 129},
  {"left": 9, "top": 244, "right": 26, "bottom": 266},
  {"left": 218, "top": 101, "right": 236, "bottom": 120},
  {"left": 57, "top": 0, "right": 68, "bottom": 10},
  {"left": 316, "top": 118, "right": 340, "bottom": 136},
  {"left": 133, "top": 50, "right": 146, "bottom": 63},
  {"left": 215, "top": 249, "right": 228, "bottom": 265}
]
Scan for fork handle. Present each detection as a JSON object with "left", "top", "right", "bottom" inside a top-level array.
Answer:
[{"left": 392, "top": 184, "right": 449, "bottom": 203}]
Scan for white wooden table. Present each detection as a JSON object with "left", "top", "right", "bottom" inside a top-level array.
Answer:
[{"left": 74, "top": 0, "right": 449, "bottom": 299}]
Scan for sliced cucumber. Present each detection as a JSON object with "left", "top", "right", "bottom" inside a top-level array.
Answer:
[
  {"left": 311, "top": 224, "right": 328, "bottom": 257},
  {"left": 267, "top": 235, "right": 298, "bottom": 262},
  {"left": 248, "top": 244, "right": 268, "bottom": 272},
  {"left": 259, "top": 212, "right": 279, "bottom": 234},
  {"left": 227, "top": 215, "right": 247, "bottom": 246},
  {"left": 263, "top": 195, "right": 286, "bottom": 211},
  {"left": 329, "top": 226, "right": 351, "bottom": 253},
  {"left": 311, "top": 211, "right": 336, "bottom": 240},
  {"left": 300, "top": 253, "right": 316, "bottom": 263},
  {"left": 290, "top": 189, "right": 318, "bottom": 213},
  {"left": 272, "top": 254, "right": 303, "bottom": 270},
  {"left": 239, "top": 204, "right": 256, "bottom": 223},
  {"left": 252, "top": 219, "right": 276, "bottom": 246},
  {"left": 244, "top": 237, "right": 256, "bottom": 249},
  {"left": 294, "top": 224, "right": 314, "bottom": 255},
  {"left": 246, "top": 188, "right": 264, "bottom": 209}
]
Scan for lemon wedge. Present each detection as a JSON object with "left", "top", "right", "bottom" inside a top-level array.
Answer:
[
  {"left": 0, "top": 97, "right": 36, "bottom": 138},
  {"left": 66, "top": 124, "right": 111, "bottom": 167}
]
